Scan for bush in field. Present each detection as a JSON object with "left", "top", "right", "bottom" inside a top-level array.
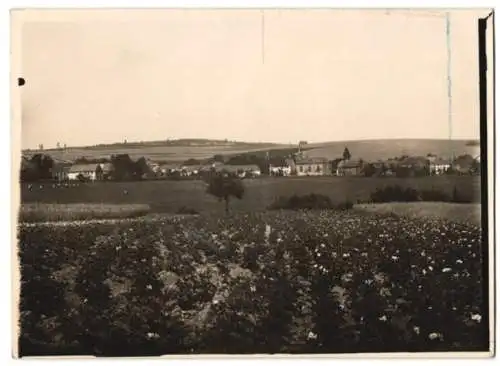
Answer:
[
  {"left": 370, "top": 185, "right": 471, "bottom": 204},
  {"left": 268, "top": 194, "right": 353, "bottom": 211},
  {"left": 419, "top": 189, "right": 450, "bottom": 202},
  {"left": 206, "top": 173, "right": 245, "bottom": 214},
  {"left": 370, "top": 185, "right": 420, "bottom": 203},
  {"left": 176, "top": 206, "right": 200, "bottom": 215},
  {"left": 451, "top": 186, "right": 474, "bottom": 203}
]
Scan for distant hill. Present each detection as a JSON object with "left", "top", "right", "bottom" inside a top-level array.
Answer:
[
  {"left": 22, "top": 139, "right": 293, "bottom": 163},
  {"left": 301, "top": 139, "right": 480, "bottom": 161},
  {"left": 21, "top": 138, "right": 480, "bottom": 163}
]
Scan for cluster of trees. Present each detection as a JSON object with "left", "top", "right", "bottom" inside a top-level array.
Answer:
[
  {"left": 108, "top": 154, "right": 153, "bottom": 181},
  {"left": 20, "top": 153, "right": 156, "bottom": 183},
  {"left": 20, "top": 154, "right": 55, "bottom": 182}
]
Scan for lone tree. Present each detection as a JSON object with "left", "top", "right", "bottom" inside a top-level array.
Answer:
[
  {"left": 206, "top": 172, "right": 245, "bottom": 214},
  {"left": 343, "top": 147, "right": 351, "bottom": 161}
]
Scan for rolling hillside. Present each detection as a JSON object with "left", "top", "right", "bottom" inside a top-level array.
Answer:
[
  {"left": 22, "top": 139, "right": 293, "bottom": 163},
  {"left": 22, "top": 138, "right": 480, "bottom": 163},
  {"left": 302, "top": 139, "right": 480, "bottom": 161}
]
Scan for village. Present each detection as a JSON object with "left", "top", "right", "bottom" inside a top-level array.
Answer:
[{"left": 21, "top": 143, "right": 481, "bottom": 184}]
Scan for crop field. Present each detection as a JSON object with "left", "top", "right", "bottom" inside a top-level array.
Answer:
[
  {"left": 17, "top": 210, "right": 487, "bottom": 355},
  {"left": 20, "top": 176, "right": 480, "bottom": 215},
  {"left": 23, "top": 142, "right": 293, "bottom": 162}
]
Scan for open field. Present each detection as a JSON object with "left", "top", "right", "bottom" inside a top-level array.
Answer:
[
  {"left": 20, "top": 176, "right": 481, "bottom": 215},
  {"left": 18, "top": 210, "right": 487, "bottom": 355},
  {"left": 23, "top": 141, "right": 294, "bottom": 162},
  {"left": 22, "top": 138, "right": 479, "bottom": 163},
  {"left": 19, "top": 203, "right": 151, "bottom": 223},
  {"left": 356, "top": 202, "right": 481, "bottom": 226}
]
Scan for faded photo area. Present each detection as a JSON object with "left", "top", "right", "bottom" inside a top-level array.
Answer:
[{"left": 12, "top": 8, "right": 493, "bottom": 357}]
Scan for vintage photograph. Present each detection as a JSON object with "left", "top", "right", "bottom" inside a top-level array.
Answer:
[{"left": 12, "top": 8, "right": 494, "bottom": 357}]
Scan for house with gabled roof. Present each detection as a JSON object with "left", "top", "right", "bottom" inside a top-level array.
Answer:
[
  {"left": 295, "top": 157, "right": 330, "bottom": 176},
  {"left": 336, "top": 159, "right": 363, "bottom": 176},
  {"left": 215, "top": 164, "right": 261, "bottom": 178},
  {"left": 429, "top": 157, "right": 451, "bottom": 175}
]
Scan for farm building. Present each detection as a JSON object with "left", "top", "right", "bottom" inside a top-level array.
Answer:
[
  {"left": 146, "top": 159, "right": 161, "bottom": 174},
  {"left": 295, "top": 157, "right": 330, "bottom": 176},
  {"left": 68, "top": 164, "right": 99, "bottom": 181},
  {"left": 215, "top": 164, "right": 261, "bottom": 178},
  {"left": 181, "top": 165, "right": 202, "bottom": 176},
  {"left": 336, "top": 159, "right": 363, "bottom": 176},
  {"left": 399, "top": 156, "right": 429, "bottom": 170},
  {"left": 429, "top": 157, "right": 451, "bottom": 175},
  {"left": 269, "top": 165, "right": 292, "bottom": 176},
  {"left": 100, "top": 163, "right": 114, "bottom": 179},
  {"left": 67, "top": 163, "right": 113, "bottom": 181},
  {"left": 51, "top": 164, "right": 71, "bottom": 181},
  {"left": 159, "top": 164, "right": 181, "bottom": 175},
  {"left": 269, "top": 157, "right": 293, "bottom": 176}
]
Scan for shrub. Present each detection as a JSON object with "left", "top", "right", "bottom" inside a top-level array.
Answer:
[
  {"left": 370, "top": 185, "right": 470, "bottom": 204},
  {"left": 336, "top": 200, "right": 354, "bottom": 211},
  {"left": 370, "top": 185, "right": 420, "bottom": 203},
  {"left": 268, "top": 194, "right": 353, "bottom": 211},
  {"left": 176, "top": 206, "right": 199, "bottom": 215},
  {"left": 419, "top": 189, "right": 450, "bottom": 202},
  {"left": 268, "top": 194, "right": 333, "bottom": 210},
  {"left": 451, "top": 186, "right": 473, "bottom": 203}
]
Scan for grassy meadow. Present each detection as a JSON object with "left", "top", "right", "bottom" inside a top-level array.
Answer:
[
  {"left": 23, "top": 141, "right": 293, "bottom": 162},
  {"left": 20, "top": 175, "right": 481, "bottom": 217},
  {"left": 19, "top": 203, "right": 151, "bottom": 223},
  {"left": 356, "top": 202, "right": 481, "bottom": 226}
]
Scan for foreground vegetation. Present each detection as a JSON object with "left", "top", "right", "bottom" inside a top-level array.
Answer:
[
  {"left": 19, "top": 203, "right": 151, "bottom": 223},
  {"left": 18, "top": 210, "right": 487, "bottom": 356}
]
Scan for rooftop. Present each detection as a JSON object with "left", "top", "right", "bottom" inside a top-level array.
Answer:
[
  {"left": 337, "top": 159, "right": 362, "bottom": 168},
  {"left": 295, "top": 157, "right": 329, "bottom": 164}
]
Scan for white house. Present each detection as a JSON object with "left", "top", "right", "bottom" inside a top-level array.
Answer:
[
  {"left": 67, "top": 163, "right": 112, "bottom": 181},
  {"left": 216, "top": 164, "right": 261, "bottom": 178},
  {"left": 429, "top": 158, "right": 451, "bottom": 175},
  {"left": 67, "top": 164, "right": 100, "bottom": 181},
  {"left": 295, "top": 157, "right": 330, "bottom": 176},
  {"left": 269, "top": 165, "right": 292, "bottom": 176}
]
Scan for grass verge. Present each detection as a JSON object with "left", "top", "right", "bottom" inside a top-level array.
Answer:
[{"left": 18, "top": 203, "right": 151, "bottom": 223}]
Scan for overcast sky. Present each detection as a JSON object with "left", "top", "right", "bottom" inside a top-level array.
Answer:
[{"left": 17, "top": 9, "right": 489, "bottom": 149}]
